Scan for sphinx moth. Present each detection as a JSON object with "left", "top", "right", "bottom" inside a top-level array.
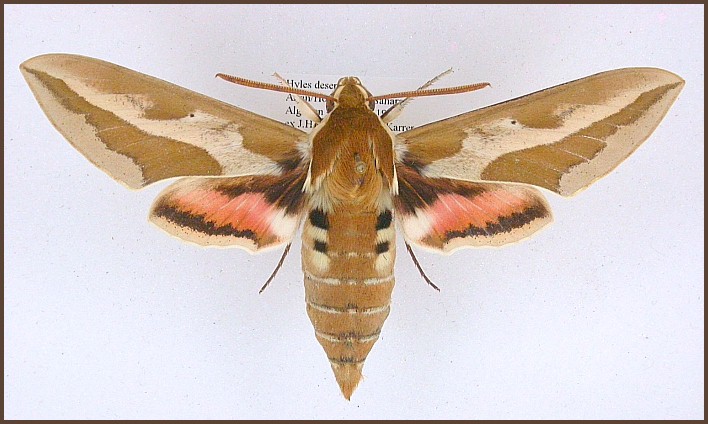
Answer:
[{"left": 20, "top": 54, "right": 684, "bottom": 399}]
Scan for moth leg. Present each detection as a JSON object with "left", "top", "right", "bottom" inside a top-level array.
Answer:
[
  {"left": 404, "top": 242, "right": 440, "bottom": 292},
  {"left": 273, "top": 72, "right": 322, "bottom": 123},
  {"left": 259, "top": 242, "right": 293, "bottom": 293},
  {"left": 381, "top": 68, "right": 453, "bottom": 123}
]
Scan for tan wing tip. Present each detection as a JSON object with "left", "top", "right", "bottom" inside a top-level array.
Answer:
[
  {"left": 639, "top": 67, "right": 686, "bottom": 95},
  {"left": 19, "top": 55, "right": 45, "bottom": 72},
  {"left": 331, "top": 362, "right": 364, "bottom": 400},
  {"left": 593, "top": 67, "right": 685, "bottom": 87},
  {"left": 20, "top": 53, "right": 89, "bottom": 71},
  {"left": 646, "top": 67, "right": 685, "bottom": 86},
  {"left": 629, "top": 66, "right": 684, "bottom": 80}
]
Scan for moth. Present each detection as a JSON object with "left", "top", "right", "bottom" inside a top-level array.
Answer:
[{"left": 21, "top": 54, "right": 684, "bottom": 399}]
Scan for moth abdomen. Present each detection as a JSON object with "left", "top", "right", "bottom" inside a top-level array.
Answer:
[{"left": 301, "top": 208, "right": 396, "bottom": 399}]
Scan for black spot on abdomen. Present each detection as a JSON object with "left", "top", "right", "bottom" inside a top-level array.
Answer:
[
  {"left": 309, "top": 209, "right": 329, "bottom": 230},
  {"left": 376, "top": 210, "right": 392, "bottom": 230},
  {"left": 375, "top": 241, "right": 390, "bottom": 254},
  {"left": 314, "top": 240, "right": 328, "bottom": 254}
]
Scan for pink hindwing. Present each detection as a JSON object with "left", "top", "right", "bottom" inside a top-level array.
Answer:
[
  {"left": 395, "top": 164, "right": 553, "bottom": 252},
  {"left": 150, "top": 169, "right": 307, "bottom": 251}
]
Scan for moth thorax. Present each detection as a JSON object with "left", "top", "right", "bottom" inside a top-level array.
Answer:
[{"left": 326, "top": 153, "right": 385, "bottom": 208}]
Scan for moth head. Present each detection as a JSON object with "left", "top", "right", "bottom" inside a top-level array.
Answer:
[{"left": 329, "top": 77, "right": 376, "bottom": 112}]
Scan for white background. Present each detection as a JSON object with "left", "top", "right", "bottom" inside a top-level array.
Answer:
[{"left": 5, "top": 4, "right": 704, "bottom": 419}]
